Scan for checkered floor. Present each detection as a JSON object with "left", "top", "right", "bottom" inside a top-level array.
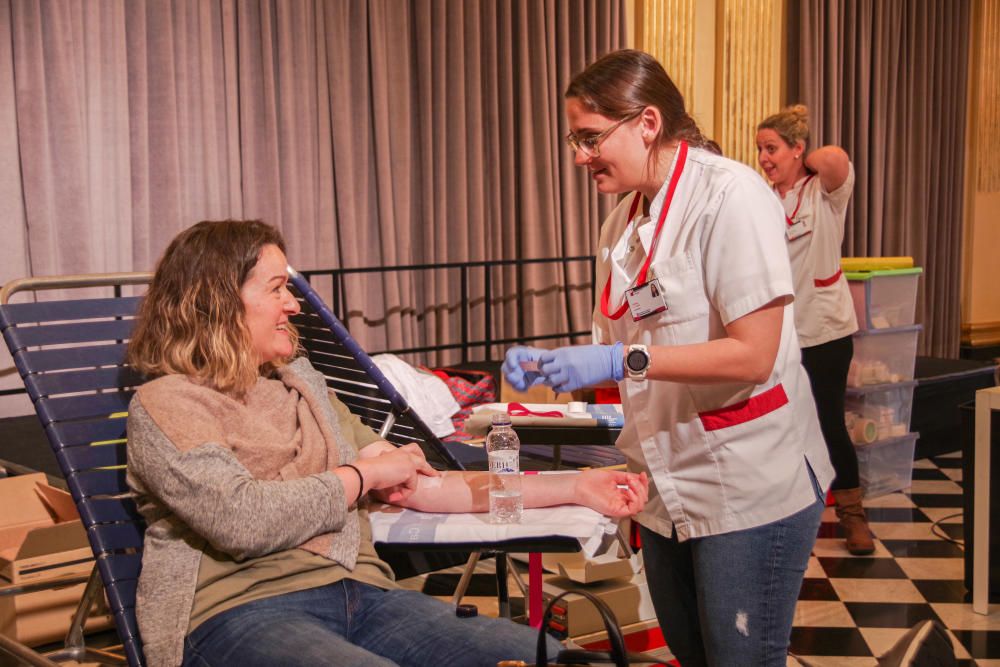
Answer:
[{"left": 790, "top": 451, "right": 1000, "bottom": 666}]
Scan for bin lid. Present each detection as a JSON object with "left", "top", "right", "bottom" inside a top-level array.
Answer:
[
  {"left": 845, "top": 267, "right": 923, "bottom": 281},
  {"left": 845, "top": 379, "right": 918, "bottom": 396},
  {"left": 841, "top": 257, "right": 914, "bottom": 272},
  {"left": 853, "top": 431, "right": 919, "bottom": 449},
  {"left": 853, "top": 323, "right": 923, "bottom": 337}
]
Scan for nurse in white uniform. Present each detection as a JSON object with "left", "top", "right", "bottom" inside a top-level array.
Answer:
[
  {"left": 503, "top": 50, "right": 833, "bottom": 666},
  {"left": 756, "top": 105, "right": 871, "bottom": 555}
]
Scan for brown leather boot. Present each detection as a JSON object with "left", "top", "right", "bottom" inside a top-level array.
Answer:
[{"left": 832, "top": 487, "right": 875, "bottom": 555}]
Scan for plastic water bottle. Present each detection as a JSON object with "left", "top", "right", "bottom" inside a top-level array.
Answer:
[{"left": 486, "top": 412, "right": 522, "bottom": 524}]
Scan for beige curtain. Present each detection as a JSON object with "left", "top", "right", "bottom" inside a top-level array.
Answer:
[
  {"left": 788, "top": 0, "right": 971, "bottom": 357},
  {"left": 0, "top": 0, "right": 626, "bottom": 402}
]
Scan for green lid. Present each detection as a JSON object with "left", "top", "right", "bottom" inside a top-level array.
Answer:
[{"left": 845, "top": 267, "right": 923, "bottom": 281}]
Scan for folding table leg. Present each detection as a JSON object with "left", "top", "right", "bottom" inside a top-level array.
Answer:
[
  {"left": 495, "top": 554, "right": 510, "bottom": 618},
  {"left": 451, "top": 552, "right": 481, "bottom": 606}
]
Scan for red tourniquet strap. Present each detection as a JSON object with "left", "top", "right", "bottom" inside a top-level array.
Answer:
[
  {"left": 784, "top": 174, "right": 816, "bottom": 226},
  {"left": 507, "top": 402, "right": 564, "bottom": 418},
  {"left": 601, "top": 141, "right": 689, "bottom": 321},
  {"left": 698, "top": 383, "right": 789, "bottom": 432},
  {"left": 813, "top": 269, "right": 843, "bottom": 287}
]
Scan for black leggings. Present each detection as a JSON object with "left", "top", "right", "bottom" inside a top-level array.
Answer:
[{"left": 800, "top": 335, "right": 859, "bottom": 491}]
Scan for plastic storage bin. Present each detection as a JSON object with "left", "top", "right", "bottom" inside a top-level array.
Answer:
[
  {"left": 844, "top": 380, "right": 917, "bottom": 445},
  {"left": 846, "top": 267, "right": 922, "bottom": 329},
  {"left": 847, "top": 325, "right": 922, "bottom": 387},
  {"left": 856, "top": 432, "right": 918, "bottom": 498}
]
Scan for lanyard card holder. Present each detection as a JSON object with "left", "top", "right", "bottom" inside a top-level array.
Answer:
[
  {"left": 785, "top": 216, "right": 811, "bottom": 241},
  {"left": 625, "top": 278, "right": 667, "bottom": 322}
]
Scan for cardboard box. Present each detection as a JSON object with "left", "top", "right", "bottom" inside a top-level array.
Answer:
[
  {"left": 0, "top": 473, "right": 113, "bottom": 646},
  {"left": 513, "top": 521, "right": 640, "bottom": 584},
  {"left": 538, "top": 548, "right": 641, "bottom": 584},
  {"left": 541, "top": 571, "right": 656, "bottom": 638},
  {"left": 499, "top": 374, "right": 593, "bottom": 405},
  {"left": 574, "top": 618, "right": 669, "bottom": 657}
]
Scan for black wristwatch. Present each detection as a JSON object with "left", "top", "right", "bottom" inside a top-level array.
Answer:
[{"left": 625, "top": 344, "right": 651, "bottom": 381}]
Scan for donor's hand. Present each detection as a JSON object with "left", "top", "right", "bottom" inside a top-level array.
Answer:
[
  {"left": 574, "top": 469, "right": 648, "bottom": 518},
  {"left": 359, "top": 443, "right": 438, "bottom": 504}
]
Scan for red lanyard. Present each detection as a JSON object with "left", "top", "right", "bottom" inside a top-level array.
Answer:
[
  {"left": 601, "top": 141, "right": 689, "bottom": 321},
  {"left": 784, "top": 174, "right": 815, "bottom": 226}
]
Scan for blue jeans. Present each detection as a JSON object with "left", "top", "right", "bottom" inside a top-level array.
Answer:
[
  {"left": 640, "top": 474, "right": 824, "bottom": 667},
  {"left": 182, "top": 579, "right": 560, "bottom": 666}
]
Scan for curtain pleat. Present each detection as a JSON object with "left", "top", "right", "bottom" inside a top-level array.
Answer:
[
  {"left": 0, "top": 0, "right": 626, "bottom": 379},
  {"left": 790, "top": 0, "right": 970, "bottom": 357}
]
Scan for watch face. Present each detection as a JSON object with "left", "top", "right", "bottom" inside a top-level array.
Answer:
[{"left": 626, "top": 349, "right": 648, "bottom": 372}]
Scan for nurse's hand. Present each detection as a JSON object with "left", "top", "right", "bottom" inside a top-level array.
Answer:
[
  {"left": 538, "top": 342, "right": 625, "bottom": 393},
  {"left": 502, "top": 346, "right": 547, "bottom": 391}
]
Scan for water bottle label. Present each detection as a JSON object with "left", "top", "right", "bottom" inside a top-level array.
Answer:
[{"left": 488, "top": 451, "right": 518, "bottom": 474}]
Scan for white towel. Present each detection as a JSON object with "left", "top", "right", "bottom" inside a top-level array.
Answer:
[
  {"left": 368, "top": 503, "right": 614, "bottom": 557},
  {"left": 371, "top": 353, "right": 460, "bottom": 437}
]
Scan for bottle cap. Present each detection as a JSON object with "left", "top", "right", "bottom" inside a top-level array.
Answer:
[
  {"left": 491, "top": 411, "right": 512, "bottom": 426},
  {"left": 456, "top": 603, "right": 479, "bottom": 618}
]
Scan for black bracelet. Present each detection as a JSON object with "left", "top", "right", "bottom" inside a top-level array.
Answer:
[{"left": 341, "top": 463, "right": 365, "bottom": 506}]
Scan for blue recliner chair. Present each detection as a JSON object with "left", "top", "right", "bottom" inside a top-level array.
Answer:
[{"left": 0, "top": 271, "right": 577, "bottom": 666}]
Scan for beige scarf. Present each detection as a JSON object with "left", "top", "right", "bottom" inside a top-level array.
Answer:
[{"left": 137, "top": 360, "right": 358, "bottom": 562}]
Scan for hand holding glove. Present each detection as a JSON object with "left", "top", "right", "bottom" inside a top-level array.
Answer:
[
  {"left": 538, "top": 342, "right": 625, "bottom": 393},
  {"left": 502, "top": 346, "right": 547, "bottom": 392}
]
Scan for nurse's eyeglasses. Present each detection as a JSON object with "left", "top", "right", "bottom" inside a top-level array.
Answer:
[{"left": 565, "top": 111, "right": 642, "bottom": 158}]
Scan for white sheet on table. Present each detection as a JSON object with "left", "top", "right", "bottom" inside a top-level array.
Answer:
[{"left": 368, "top": 503, "right": 614, "bottom": 557}]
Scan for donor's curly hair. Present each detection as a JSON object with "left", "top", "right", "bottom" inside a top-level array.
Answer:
[{"left": 128, "top": 220, "right": 299, "bottom": 397}]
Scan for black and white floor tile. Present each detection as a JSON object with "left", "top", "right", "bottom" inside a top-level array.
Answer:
[{"left": 790, "top": 451, "right": 1000, "bottom": 666}]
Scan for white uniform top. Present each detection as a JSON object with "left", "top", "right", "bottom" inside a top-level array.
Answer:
[
  {"left": 779, "top": 165, "right": 859, "bottom": 347},
  {"left": 593, "top": 146, "right": 834, "bottom": 542}
]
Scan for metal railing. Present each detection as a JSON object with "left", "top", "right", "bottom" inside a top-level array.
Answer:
[
  {"left": 298, "top": 255, "right": 598, "bottom": 364},
  {"left": 0, "top": 257, "right": 598, "bottom": 397}
]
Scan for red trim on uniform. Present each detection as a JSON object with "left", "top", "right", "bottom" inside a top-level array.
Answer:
[
  {"left": 698, "top": 383, "right": 789, "bottom": 432},
  {"left": 813, "top": 269, "right": 843, "bottom": 287},
  {"left": 783, "top": 174, "right": 816, "bottom": 226}
]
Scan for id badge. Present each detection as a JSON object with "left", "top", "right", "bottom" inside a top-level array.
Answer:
[
  {"left": 626, "top": 279, "right": 668, "bottom": 321},
  {"left": 785, "top": 218, "right": 811, "bottom": 241}
]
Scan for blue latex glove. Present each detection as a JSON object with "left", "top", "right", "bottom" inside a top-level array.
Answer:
[
  {"left": 502, "top": 346, "right": 547, "bottom": 392},
  {"left": 538, "top": 342, "right": 625, "bottom": 393}
]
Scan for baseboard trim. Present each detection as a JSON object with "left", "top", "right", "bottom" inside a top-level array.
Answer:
[{"left": 961, "top": 320, "right": 1000, "bottom": 347}]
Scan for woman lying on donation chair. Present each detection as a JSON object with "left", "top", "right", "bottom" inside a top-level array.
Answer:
[{"left": 125, "top": 219, "right": 649, "bottom": 667}]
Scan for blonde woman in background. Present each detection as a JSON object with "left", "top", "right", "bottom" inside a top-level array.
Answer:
[{"left": 756, "top": 105, "right": 871, "bottom": 555}]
